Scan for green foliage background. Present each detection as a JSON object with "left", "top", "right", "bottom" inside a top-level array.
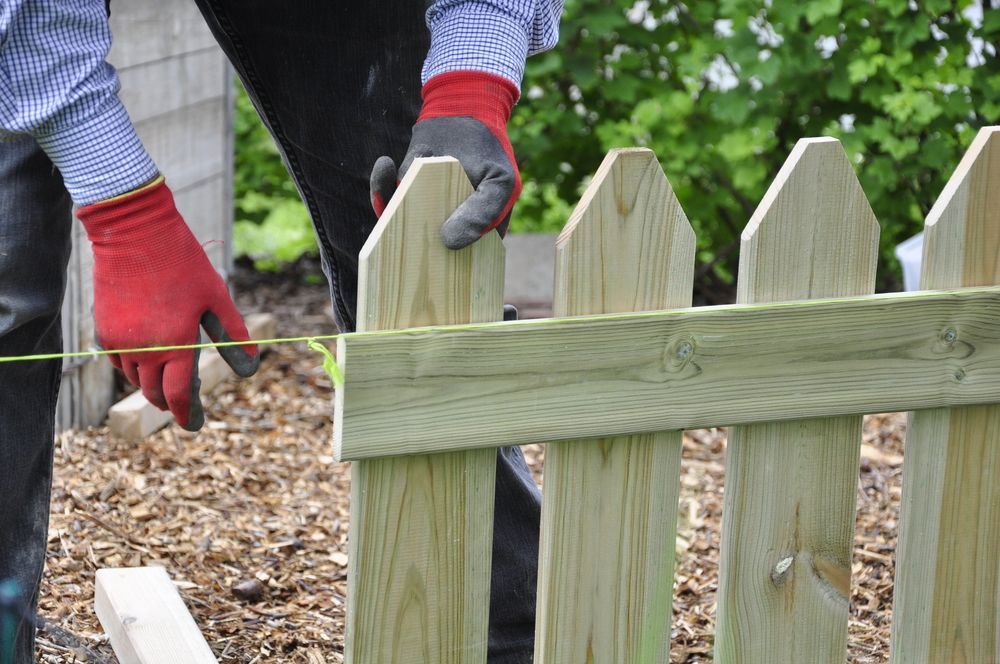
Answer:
[
  {"left": 234, "top": 0, "right": 1000, "bottom": 298},
  {"left": 232, "top": 87, "right": 317, "bottom": 272}
]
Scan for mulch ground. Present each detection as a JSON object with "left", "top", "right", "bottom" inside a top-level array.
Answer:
[{"left": 37, "top": 260, "right": 904, "bottom": 663}]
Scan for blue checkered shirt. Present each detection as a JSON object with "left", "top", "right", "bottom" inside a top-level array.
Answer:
[{"left": 0, "top": 0, "right": 562, "bottom": 205}]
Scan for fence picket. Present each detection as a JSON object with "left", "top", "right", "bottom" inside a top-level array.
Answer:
[
  {"left": 535, "top": 148, "right": 695, "bottom": 662},
  {"left": 891, "top": 126, "right": 1000, "bottom": 663},
  {"left": 715, "top": 138, "right": 879, "bottom": 662},
  {"left": 344, "top": 157, "right": 504, "bottom": 663}
]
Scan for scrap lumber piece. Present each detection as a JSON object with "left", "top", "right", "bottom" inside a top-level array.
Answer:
[
  {"left": 534, "top": 148, "right": 693, "bottom": 662},
  {"left": 107, "top": 312, "right": 276, "bottom": 440},
  {"left": 343, "top": 158, "right": 504, "bottom": 663},
  {"left": 332, "top": 285, "right": 1000, "bottom": 460},
  {"left": 891, "top": 126, "right": 1000, "bottom": 663},
  {"left": 715, "top": 137, "right": 879, "bottom": 662},
  {"left": 95, "top": 567, "right": 217, "bottom": 664}
]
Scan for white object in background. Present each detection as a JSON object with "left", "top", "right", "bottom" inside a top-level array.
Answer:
[{"left": 895, "top": 232, "right": 924, "bottom": 292}]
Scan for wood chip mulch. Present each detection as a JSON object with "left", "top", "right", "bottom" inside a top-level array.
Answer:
[{"left": 37, "top": 264, "right": 905, "bottom": 662}]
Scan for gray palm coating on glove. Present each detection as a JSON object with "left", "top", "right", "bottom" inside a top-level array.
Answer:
[
  {"left": 181, "top": 311, "right": 260, "bottom": 432},
  {"left": 370, "top": 117, "right": 516, "bottom": 249}
]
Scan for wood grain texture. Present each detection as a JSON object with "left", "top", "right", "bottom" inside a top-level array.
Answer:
[
  {"left": 95, "top": 567, "right": 217, "bottom": 664},
  {"left": 534, "top": 149, "right": 694, "bottom": 663},
  {"left": 715, "top": 137, "right": 878, "bottom": 663},
  {"left": 334, "top": 285, "right": 1000, "bottom": 460},
  {"left": 342, "top": 158, "right": 505, "bottom": 664},
  {"left": 891, "top": 126, "right": 1000, "bottom": 664}
]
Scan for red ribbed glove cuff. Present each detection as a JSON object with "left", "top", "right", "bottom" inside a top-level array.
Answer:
[
  {"left": 77, "top": 180, "right": 203, "bottom": 278},
  {"left": 418, "top": 71, "right": 520, "bottom": 134}
]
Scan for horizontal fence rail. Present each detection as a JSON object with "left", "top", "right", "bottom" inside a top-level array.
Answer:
[
  {"left": 340, "top": 126, "right": 1000, "bottom": 664},
  {"left": 335, "top": 286, "right": 1000, "bottom": 460}
]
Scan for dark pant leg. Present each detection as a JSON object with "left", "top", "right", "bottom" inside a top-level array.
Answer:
[
  {"left": 191, "top": 1, "right": 423, "bottom": 333},
  {"left": 0, "top": 137, "right": 73, "bottom": 663},
  {"left": 190, "top": 3, "right": 540, "bottom": 660},
  {"left": 489, "top": 447, "right": 541, "bottom": 661}
]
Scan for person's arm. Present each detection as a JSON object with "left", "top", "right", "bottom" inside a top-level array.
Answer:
[
  {"left": 1, "top": 0, "right": 257, "bottom": 430},
  {"left": 0, "top": 0, "right": 156, "bottom": 203},
  {"left": 370, "top": 0, "right": 563, "bottom": 249}
]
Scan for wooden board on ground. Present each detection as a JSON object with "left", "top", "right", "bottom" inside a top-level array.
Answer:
[
  {"left": 333, "top": 285, "right": 1000, "bottom": 460},
  {"left": 891, "top": 126, "right": 1000, "bottom": 663},
  {"left": 715, "top": 137, "right": 879, "bottom": 662},
  {"left": 95, "top": 567, "right": 217, "bottom": 664},
  {"left": 535, "top": 148, "right": 693, "bottom": 662},
  {"left": 108, "top": 313, "right": 276, "bottom": 440},
  {"left": 343, "top": 157, "right": 504, "bottom": 663}
]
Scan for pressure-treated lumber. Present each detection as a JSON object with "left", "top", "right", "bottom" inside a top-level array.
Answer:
[
  {"left": 107, "top": 312, "right": 276, "bottom": 440},
  {"left": 333, "top": 285, "right": 1000, "bottom": 460},
  {"left": 95, "top": 567, "right": 217, "bottom": 664},
  {"left": 715, "top": 137, "right": 878, "bottom": 662},
  {"left": 534, "top": 149, "right": 694, "bottom": 663},
  {"left": 891, "top": 126, "right": 1000, "bottom": 663},
  {"left": 343, "top": 158, "right": 504, "bottom": 663}
]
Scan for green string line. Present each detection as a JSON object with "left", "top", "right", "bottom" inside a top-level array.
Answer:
[
  {"left": 0, "top": 334, "right": 346, "bottom": 385},
  {"left": 0, "top": 334, "right": 344, "bottom": 362},
  {"left": 307, "top": 339, "right": 345, "bottom": 386},
  {"left": 0, "top": 286, "right": 996, "bottom": 387}
]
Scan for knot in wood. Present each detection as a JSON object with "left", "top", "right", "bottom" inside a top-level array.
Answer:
[
  {"left": 663, "top": 335, "right": 697, "bottom": 375},
  {"left": 771, "top": 555, "right": 794, "bottom": 587}
]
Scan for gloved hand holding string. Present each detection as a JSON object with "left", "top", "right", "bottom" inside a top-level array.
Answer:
[{"left": 76, "top": 177, "right": 259, "bottom": 431}]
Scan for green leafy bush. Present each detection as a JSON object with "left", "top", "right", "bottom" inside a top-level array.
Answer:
[
  {"left": 232, "top": 84, "right": 317, "bottom": 271},
  {"left": 509, "top": 0, "right": 999, "bottom": 298}
]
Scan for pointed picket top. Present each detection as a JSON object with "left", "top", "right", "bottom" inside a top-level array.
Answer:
[
  {"left": 356, "top": 156, "right": 505, "bottom": 331},
  {"left": 717, "top": 137, "right": 879, "bottom": 662},
  {"left": 555, "top": 148, "right": 696, "bottom": 317},
  {"left": 738, "top": 137, "right": 880, "bottom": 304},
  {"left": 341, "top": 155, "right": 503, "bottom": 662},
  {"left": 339, "top": 154, "right": 505, "bottom": 451},
  {"left": 922, "top": 126, "right": 1000, "bottom": 289},
  {"left": 539, "top": 147, "right": 692, "bottom": 662}
]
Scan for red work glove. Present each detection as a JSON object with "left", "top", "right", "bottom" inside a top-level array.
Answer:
[
  {"left": 77, "top": 178, "right": 258, "bottom": 431},
  {"left": 370, "top": 71, "right": 521, "bottom": 249}
]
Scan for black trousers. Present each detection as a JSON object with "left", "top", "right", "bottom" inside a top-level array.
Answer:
[
  {"left": 189, "top": 4, "right": 542, "bottom": 659},
  {"left": 0, "top": 137, "right": 73, "bottom": 663}
]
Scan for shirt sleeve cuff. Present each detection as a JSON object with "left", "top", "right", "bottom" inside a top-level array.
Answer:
[
  {"left": 423, "top": 7, "right": 530, "bottom": 89},
  {"left": 33, "top": 99, "right": 159, "bottom": 206}
]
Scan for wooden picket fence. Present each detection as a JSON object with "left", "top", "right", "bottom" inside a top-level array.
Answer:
[{"left": 332, "top": 126, "right": 1000, "bottom": 663}]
